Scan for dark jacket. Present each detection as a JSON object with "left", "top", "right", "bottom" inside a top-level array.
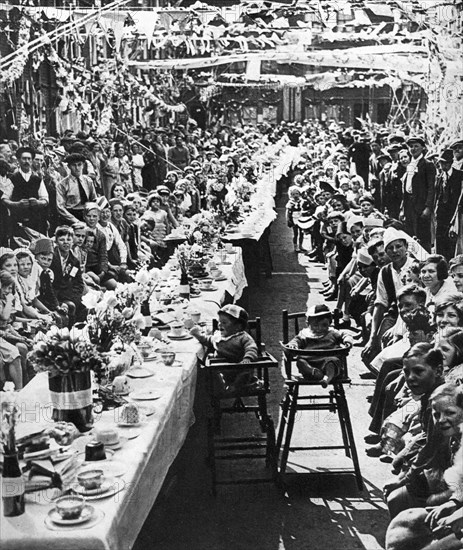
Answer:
[
  {"left": 85, "top": 227, "right": 108, "bottom": 274},
  {"left": 403, "top": 157, "right": 436, "bottom": 214},
  {"left": 51, "top": 249, "right": 84, "bottom": 305},
  {"left": 435, "top": 168, "right": 463, "bottom": 225}
]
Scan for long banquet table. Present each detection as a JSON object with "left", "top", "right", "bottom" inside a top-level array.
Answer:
[{"left": 1, "top": 249, "right": 246, "bottom": 550}]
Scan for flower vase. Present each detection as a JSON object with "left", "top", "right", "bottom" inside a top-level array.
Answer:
[{"left": 48, "top": 371, "right": 93, "bottom": 432}]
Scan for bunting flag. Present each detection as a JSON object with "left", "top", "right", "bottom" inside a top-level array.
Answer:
[
  {"left": 98, "top": 12, "right": 127, "bottom": 51},
  {"left": 131, "top": 12, "right": 159, "bottom": 46}
]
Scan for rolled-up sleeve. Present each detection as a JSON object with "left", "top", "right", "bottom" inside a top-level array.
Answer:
[
  {"left": 374, "top": 270, "right": 389, "bottom": 308},
  {"left": 38, "top": 181, "right": 49, "bottom": 202}
]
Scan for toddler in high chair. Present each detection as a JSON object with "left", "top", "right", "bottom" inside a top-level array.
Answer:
[
  {"left": 286, "top": 304, "right": 352, "bottom": 387},
  {"left": 190, "top": 304, "right": 258, "bottom": 395}
]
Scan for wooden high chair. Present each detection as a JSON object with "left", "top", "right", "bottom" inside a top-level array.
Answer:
[
  {"left": 276, "top": 309, "right": 363, "bottom": 490},
  {"left": 203, "top": 317, "right": 279, "bottom": 495}
]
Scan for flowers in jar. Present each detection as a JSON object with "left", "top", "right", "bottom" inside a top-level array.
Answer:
[{"left": 27, "top": 327, "right": 108, "bottom": 381}]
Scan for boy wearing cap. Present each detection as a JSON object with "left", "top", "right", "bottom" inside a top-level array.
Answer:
[
  {"left": 286, "top": 304, "right": 353, "bottom": 387},
  {"left": 32, "top": 238, "right": 70, "bottom": 327},
  {"left": 190, "top": 304, "right": 259, "bottom": 395}
]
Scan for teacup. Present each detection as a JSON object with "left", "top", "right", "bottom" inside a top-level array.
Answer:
[
  {"left": 55, "top": 495, "right": 85, "bottom": 520},
  {"left": 224, "top": 243, "right": 233, "bottom": 253},
  {"left": 77, "top": 469, "right": 104, "bottom": 490},
  {"left": 112, "top": 375, "right": 130, "bottom": 395},
  {"left": 210, "top": 269, "right": 223, "bottom": 279},
  {"left": 161, "top": 351, "right": 176, "bottom": 366},
  {"left": 170, "top": 322, "right": 184, "bottom": 337},
  {"left": 201, "top": 279, "right": 213, "bottom": 289},
  {"left": 208, "top": 261, "right": 217, "bottom": 271},
  {"left": 137, "top": 342, "right": 152, "bottom": 358},
  {"left": 94, "top": 427, "right": 120, "bottom": 448},
  {"left": 190, "top": 310, "right": 201, "bottom": 324}
]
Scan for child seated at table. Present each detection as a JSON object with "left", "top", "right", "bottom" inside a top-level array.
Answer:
[
  {"left": 190, "top": 304, "right": 259, "bottom": 395},
  {"left": 0, "top": 270, "right": 29, "bottom": 390},
  {"left": 286, "top": 304, "right": 353, "bottom": 387}
]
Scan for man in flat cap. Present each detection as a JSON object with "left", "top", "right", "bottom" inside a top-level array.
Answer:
[
  {"left": 400, "top": 136, "right": 435, "bottom": 252},
  {"left": 2, "top": 146, "right": 49, "bottom": 235},
  {"left": 435, "top": 149, "right": 463, "bottom": 259},
  {"left": 56, "top": 153, "right": 97, "bottom": 225}
]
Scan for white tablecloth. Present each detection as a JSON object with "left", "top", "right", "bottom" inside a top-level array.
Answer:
[{"left": 1, "top": 249, "right": 244, "bottom": 550}]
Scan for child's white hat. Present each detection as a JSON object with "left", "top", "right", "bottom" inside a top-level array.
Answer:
[
  {"left": 306, "top": 304, "right": 331, "bottom": 319},
  {"left": 219, "top": 304, "right": 248, "bottom": 324}
]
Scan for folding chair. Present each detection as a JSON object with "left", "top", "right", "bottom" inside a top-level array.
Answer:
[
  {"left": 276, "top": 309, "right": 363, "bottom": 490},
  {"left": 204, "top": 317, "right": 279, "bottom": 495}
]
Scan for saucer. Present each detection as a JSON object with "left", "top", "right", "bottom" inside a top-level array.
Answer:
[
  {"left": 77, "top": 449, "right": 114, "bottom": 465},
  {"left": 72, "top": 478, "right": 115, "bottom": 496},
  {"left": 166, "top": 332, "right": 193, "bottom": 340},
  {"left": 213, "top": 276, "right": 227, "bottom": 282},
  {"left": 48, "top": 504, "right": 94, "bottom": 526},
  {"left": 199, "top": 285, "right": 218, "bottom": 292},
  {"left": 103, "top": 439, "right": 122, "bottom": 451},
  {"left": 78, "top": 460, "right": 126, "bottom": 478},
  {"left": 127, "top": 368, "right": 154, "bottom": 379},
  {"left": 74, "top": 480, "right": 123, "bottom": 501},
  {"left": 130, "top": 390, "right": 162, "bottom": 401}
]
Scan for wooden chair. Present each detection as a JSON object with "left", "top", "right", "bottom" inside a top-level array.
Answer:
[
  {"left": 203, "top": 317, "right": 279, "bottom": 495},
  {"left": 276, "top": 309, "right": 363, "bottom": 490}
]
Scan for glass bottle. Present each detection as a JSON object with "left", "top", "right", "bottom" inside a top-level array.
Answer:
[{"left": 2, "top": 453, "right": 25, "bottom": 517}]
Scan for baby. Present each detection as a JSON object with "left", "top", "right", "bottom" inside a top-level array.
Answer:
[
  {"left": 190, "top": 304, "right": 258, "bottom": 395},
  {"left": 286, "top": 304, "right": 352, "bottom": 387}
]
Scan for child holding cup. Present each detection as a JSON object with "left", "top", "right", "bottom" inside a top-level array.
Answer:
[{"left": 190, "top": 304, "right": 258, "bottom": 395}]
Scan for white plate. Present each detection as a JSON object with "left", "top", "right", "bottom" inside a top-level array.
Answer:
[
  {"left": 138, "top": 405, "right": 155, "bottom": 416},
  {"left": 166, "top": 332, "right": 193, "bottom": 340},
  {"left": 117, "top": 421, "right": 141, "bottom": 428},
  {"left": 48, "top": 504, "right": 94, "bottom": 526},
  {"left": 213, "top": 276, "right": 227, "bottom": 282},
  {"left": 72, "top": 478, "right": 115, "bottom": 496},
  {"left": 130, "top": 390, "right": 162, "bottom": 401},
  {"left": 122, "top": 428, "right": 141, "bottom": 440},
  {"left": 126, "top": 368, "right": 154, "bottom": 379},
  {"left": 199, "top": 285, "right": 218, "bottom": 292},
  {"left": 78, "top": 460, "right": 126, "bottom": 478}
]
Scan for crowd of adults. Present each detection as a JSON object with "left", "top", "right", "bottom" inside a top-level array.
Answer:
[{"left": 1, "top": 116, "right": 463, "bottom": 548}]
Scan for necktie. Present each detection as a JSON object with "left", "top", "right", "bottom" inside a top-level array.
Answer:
[
  {"left": 442, "top": 173, "right": 449, "bottom": 203},
  {"left": 77, "top": 177, "right": 88, "bottom": 204}
]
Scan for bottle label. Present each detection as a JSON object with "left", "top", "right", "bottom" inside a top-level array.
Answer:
[
  {"left": 179, "top": 284, "right": 190, "bottom": 296},
  {"left": 1, "top": 477, "right": 25, "bottom": 497}
]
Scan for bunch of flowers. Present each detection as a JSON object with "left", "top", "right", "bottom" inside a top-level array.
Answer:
[
  {"left": 185, "top": 211, "right": 220, "bottom": 247},
  {"left": 213, "top": 197, "right": 244, "bottom": 226},
  {"left": 27, "top": 327, "right": 108, "bottom": 381},
  {"left": 83, "top": 278, "right": 153, "bottom": 352},
  {"left": 175, "top": 243, "right": 192, "bottom": 276},
  {"left": 1, "top": 385, "right": 19, "bottom": 453}
]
